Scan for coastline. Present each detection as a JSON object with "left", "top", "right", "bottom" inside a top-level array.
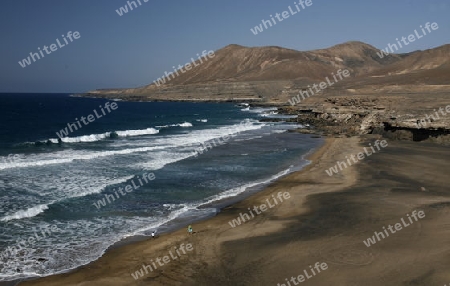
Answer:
[
  {"left": 13, "top": 135, "right": 450, "bottom": 285},
  {"left": 2, "top": 131, "right": 323, "bottom": 286},
  {"left": 3, "top": 3, "right": 450, "bottom": 285},
  {"left": 8, "top": 136, "right": 330, "bottom": 286}
]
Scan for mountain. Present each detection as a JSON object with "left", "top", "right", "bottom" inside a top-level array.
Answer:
[
  {"left": 86, "top": 41, "right": 450, "bottom": 102},
  {"left": 366, "top": 44, "right": 450, "bottom": 84},
  {"left": 143, "top": 41, "right": 402, "bottom": 86}
]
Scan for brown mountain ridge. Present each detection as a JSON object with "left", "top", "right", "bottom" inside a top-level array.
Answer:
[{"left": 87, "top": 41, "right": 450, "bottom": 102}]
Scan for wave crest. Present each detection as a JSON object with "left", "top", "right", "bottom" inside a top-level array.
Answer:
[
  {"left": 0, "top": 204, "right": 50, "bottom": 222},
  {"left": 34, "top": 128, "right": 160, "bottom": 145}
]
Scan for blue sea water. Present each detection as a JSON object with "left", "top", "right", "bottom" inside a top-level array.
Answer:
[{"left": 0, "top": 93, "right": 322, "bottom": 281}]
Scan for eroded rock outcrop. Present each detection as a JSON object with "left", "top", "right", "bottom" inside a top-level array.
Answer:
[{"left": 284, "top": 95, "right": 450, "bottom": 145}]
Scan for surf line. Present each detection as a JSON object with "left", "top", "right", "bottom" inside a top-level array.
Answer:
[
  {"left": 55, "top": 101, "right": 118, "bottom": 140},
  {"left": 0, "top": 224, "right": 60, "bottom": 262}
]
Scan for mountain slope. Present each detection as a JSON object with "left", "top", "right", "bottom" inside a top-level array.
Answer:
[
  {"left": 87, "top": 41, "right": 450, "bottom": 101},
  {"left": 143, "top": 41, "right": 403, "bottom": 88}
]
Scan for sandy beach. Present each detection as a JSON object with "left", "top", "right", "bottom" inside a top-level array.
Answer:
[{"left": 17, "top": 135, "right": 450, "bottom": 286}]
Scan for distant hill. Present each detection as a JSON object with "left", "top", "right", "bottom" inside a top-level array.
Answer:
[
  {"left": 141, "top": 41, "right": 403, "bottom": 87},
  {"left": 87, "top": 41, "right": 450, "bottom": 101},
  {"left": 366, "top": 44, "right": 450, "bottom": 84}
]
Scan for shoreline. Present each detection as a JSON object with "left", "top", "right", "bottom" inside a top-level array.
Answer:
[
  {"left": 72, "top": 93, "right": 282, "bottom": 107},
  {"left": 12, "top": 135, "right": 450, "bottom": 285},
  {"left": 14, "top": 136, "right": 338, "bottom": 286},
  {"left": 2, "top": 134, "right": 324, "bottom": 286}
]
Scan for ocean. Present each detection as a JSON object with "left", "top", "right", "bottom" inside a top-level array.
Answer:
[{"left": 0, "top": 93, "right": 322, "bottom": 281}]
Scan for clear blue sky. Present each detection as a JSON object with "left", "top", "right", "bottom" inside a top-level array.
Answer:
[{"left": 1, "top": 0, "right": 449, "bottom": 93}]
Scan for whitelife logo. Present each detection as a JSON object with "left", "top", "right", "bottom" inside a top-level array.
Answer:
[
  {"left": 325, "top": 140, "right": 388, "bottom": 177},
  {"left": 115, "top": 0, "right": 149, "bottom": 16},
  {"left": 18, "top": 31, "right": 81, "bottom": 68},
  {"left": 131, "top": 243, "right": 193, "bottom": 280},
  {"left": 228, "top": 192, "right": 291, "bottom": 228},
  {"left": 377, "top": 22, "right": 439, "bottom": 58},
  {"left": 191, "top": 119, "right": 253, "bottom": 157},
  {"left": 153, "top": 50, "right": 215, "bottom": 87},
  {"left": 250, "top": 0, "right": 313, "bottom": 35},
  {"left": 363, "top": 210, "right": 425, "bottom": 247},
  {"left": 277, "top": 262, "right": 328, "bottom": 286},
  {"left": 288, "top": 69, "right": 350, "bottom": 106},
  {"left": 0, "top": 224, "right": 60, "bottom": 261},
  {"left": 416, "top": 104, "right": 450, "bottom": 128},
  {"left": 93, "top": 172, "right": 155, "bottom": 209},
  {"left": 55, "top": 102, "right": 118, "bottom": 139}
]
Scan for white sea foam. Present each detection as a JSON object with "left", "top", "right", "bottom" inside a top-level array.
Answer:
[
  {"left": 56, "top": 175, "right": 136, "bottom": 199},
  {"left": 0, "top": 204, "right": 50, "bottom": 222},
  {"left": 0, "top": 104, "right": 316, "bottom": 282},
  {"left": 116, "top": 128, "right": 159, "bottom": 137},
  {"left": 0, "top": 175, "right": 135, "bottom": 222},
  {"left": 0, "top": 146, "right": 166, "bottom": 170},
  {"left": 155, "top": 121, "right": 194, "bottom": 128},
  {"left": 136, "top": 151, "right": 194, "bottom": 171},
  {"left": 0, "top": 160, "right": 312, "bottom": 282},
  {"left": 247, "top": 107, "right": 278, "bottom": 113},
  {"left": 45, "top": 128, "right": 159, "bottom": 144},
  {"left": 172, "top": 122, "right": 193, "bottom": 127},
  {"left": 0, "top": 217, "right": 161, "bottom": 281},
  {"left": 51, "top": 133, "right": 110, "bottom": 143},
  {"left": 1, "top": 120, "right": 267, "bottom": 171}
]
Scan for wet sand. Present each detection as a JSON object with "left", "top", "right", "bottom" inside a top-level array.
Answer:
[{"left": 18, "top": 136, "right": 450, "bottom": 286}]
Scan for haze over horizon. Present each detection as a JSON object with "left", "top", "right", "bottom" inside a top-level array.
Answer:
[{"left": 1, "top": 0, "right": 449, "bottom": 93}]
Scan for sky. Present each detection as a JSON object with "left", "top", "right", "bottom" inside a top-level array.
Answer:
[{"left": 1, "top": 0, "right": 449, "bottom": 93}]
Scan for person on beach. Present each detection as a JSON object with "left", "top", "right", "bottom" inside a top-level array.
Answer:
[
  {"left": 151, "top": 230, "right": 156, "bottom": 238},
  {"left": 188, "top": 225, "right": 193, "bottom": 235}
]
